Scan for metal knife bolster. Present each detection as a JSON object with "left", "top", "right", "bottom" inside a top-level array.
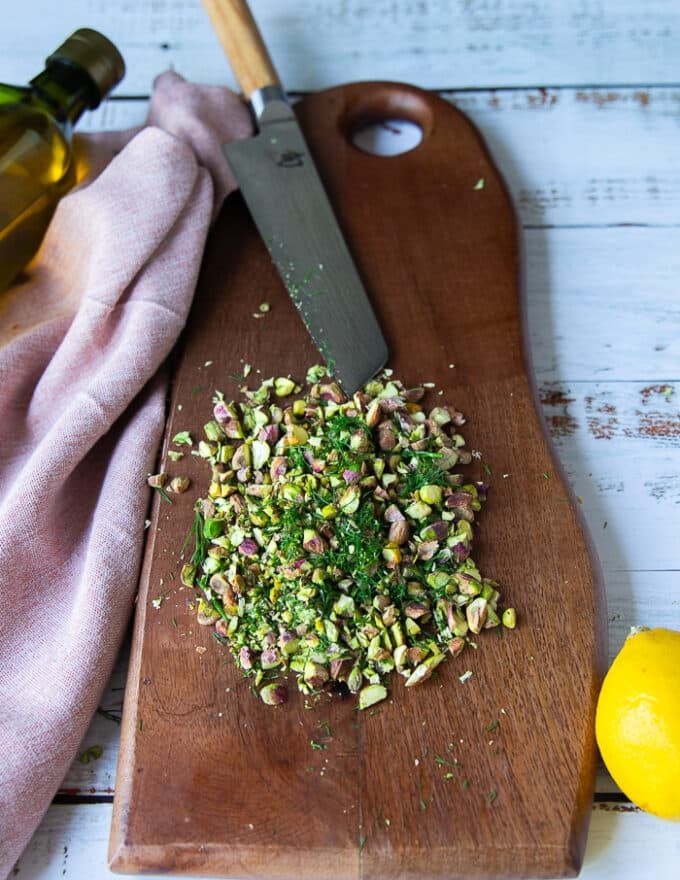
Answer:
[{"left": 250, "top": 84, "right": 289, "bottom": 123}]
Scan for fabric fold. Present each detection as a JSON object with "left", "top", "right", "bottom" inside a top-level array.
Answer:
[{"left": 0, "top": 70, "right": 252, "bottom": 878}]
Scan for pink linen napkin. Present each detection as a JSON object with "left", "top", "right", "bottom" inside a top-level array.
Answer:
[{"left": 0, "top": 70, "right": 252, "bottom": 877}]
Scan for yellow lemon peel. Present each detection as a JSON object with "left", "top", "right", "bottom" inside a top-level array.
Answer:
[{"left": 596, "top": 626, "right": 680, "bottom": 821}]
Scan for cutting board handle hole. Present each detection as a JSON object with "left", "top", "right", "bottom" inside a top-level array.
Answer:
[
  {"left": 342, "top": 88, "right": 433, "bottom": 157},
  {"left": 351, "top": 118, "right": 423, "bottom": 156}
]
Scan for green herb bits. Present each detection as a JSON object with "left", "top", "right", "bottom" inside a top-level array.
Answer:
[{"left": 183, "top": 369, "right": 511, "bottom": 710}]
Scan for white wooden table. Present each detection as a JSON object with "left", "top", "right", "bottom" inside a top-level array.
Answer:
[{"left": 4, "top": 1, "right": 680, "bottom": 878}]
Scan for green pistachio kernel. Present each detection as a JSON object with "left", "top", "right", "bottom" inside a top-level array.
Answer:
[
  {"left": 358, "top": 683, "right": 388, "bottom": 710},
  {"left": 502, "top": 607, "right": 517, "bottom": 629},
  {"left": 182, "top": 369, "right": 508, "bottom": 708},
  {"left": 274, "top": 377, "right": 296, "bottom": 397},
  {"left": 418, "top": 484, "right": 443, "bottom": 505}
]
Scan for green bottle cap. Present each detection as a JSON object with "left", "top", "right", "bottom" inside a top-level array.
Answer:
[{"left": 46, "top": 28, "right": 125, "bottom": 108}]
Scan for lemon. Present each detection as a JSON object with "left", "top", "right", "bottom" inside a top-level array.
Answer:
[{"left": 595, "top": 626, "right": 680, "bottom": 820}]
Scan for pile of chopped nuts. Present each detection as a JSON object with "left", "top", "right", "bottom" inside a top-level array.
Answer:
[{"left": 180, "top": 367, "right": 514, "bottom": 710}]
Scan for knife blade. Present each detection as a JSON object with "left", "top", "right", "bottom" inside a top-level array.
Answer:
[{"left": 202, "top": 0, "right": 388, "bottom": 394}]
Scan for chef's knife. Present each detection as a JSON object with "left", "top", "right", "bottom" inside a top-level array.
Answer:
[{"left": 202, "top": 0, "right": 388, "bottom": 394}]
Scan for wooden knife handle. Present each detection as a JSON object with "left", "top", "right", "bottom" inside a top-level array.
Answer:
[{"left": 202, "top": 0, "right": 281, "bottom": 100}]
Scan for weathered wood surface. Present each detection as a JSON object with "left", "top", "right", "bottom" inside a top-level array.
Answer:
[
  {"left": 80, "top": 87, "right": 680, "bottom": 231},
  {"left": 3, "top": 0, "right": 680, "bottom": 877},
  {"left": 16, "top": 802, "right": 680, "bottom": 880},
  {"left": 5, "top": 0, "right": 680, "bottom": 91}
]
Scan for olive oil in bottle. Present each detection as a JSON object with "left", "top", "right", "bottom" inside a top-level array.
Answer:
[{"left": 0, "top": 28, "right": 125, "bottom": 291}]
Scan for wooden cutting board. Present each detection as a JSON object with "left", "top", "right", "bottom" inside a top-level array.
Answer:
[{"left": 109, "top": 82, "right": 606, "bottom": 880}]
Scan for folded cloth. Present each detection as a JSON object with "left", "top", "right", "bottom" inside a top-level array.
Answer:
[{"left": 0, "top": 70, "right": 252, "bottom": 877}]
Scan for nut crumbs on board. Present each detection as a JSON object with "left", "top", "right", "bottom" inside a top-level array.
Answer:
[{"left": 179, "top": 367, "right": 515, "bottom": 710}]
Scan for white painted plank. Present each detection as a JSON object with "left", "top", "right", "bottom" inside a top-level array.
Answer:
[
  {"left": 582, "top": 805, "right": 680, "bottom": 879},
  {"left": 78, "top": 99, "right": 148, "bottom": 133},
  {"left": 12, "top": 801, "right": 680, "bottom": 879},
  {"left": 3, "top": 1, "right": 680, "bottom": 93},
  {"left": 535, "top": 381, "right": 680, "bottom": 570},
  {"left": 539, "top": 383, "right": 679, "bottom": 450},
  {"left": 78, "top": 87, "right": 680, "bottom": 231},
  {"left": 449, "top": 87, "right": 680, "bottom": 227},
  {"left": 82, "top": 87, "right": 680, "bottom": 229},
  {"left": 525, "top": 228, "right": 679, "bottom": 380},
  {"left": 601, "top": 571, "right": 680, "bottom": 664}
]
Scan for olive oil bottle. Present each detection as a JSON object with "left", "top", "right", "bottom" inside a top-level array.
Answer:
[{"left": 0, "top": 28, "right": 124, "bottom": 292}]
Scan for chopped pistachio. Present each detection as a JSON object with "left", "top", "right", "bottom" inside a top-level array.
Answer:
[
  {"left": 338, "top": 485, "right": 361, "bottom": 515},
  {"left": 172, "top": 431, "right": 193, "bottom": 446},
  {"left": 260, "top": 682, "right": 288, "bottom": 705},
  {"left": 251, "top": 439, "right": 271, "bottom": 470},
  {"left": 305, "top": 364, "right": 327, "bottom": 384},
  {"left": 181, "top": 369, "right": 511, "bottom": 707},
  {"left": 274, "top": 377, "right": 296, "bottom": 397},
  {"left": 180, "top": 564, "right": 196, "bottom": 587},
  {"left": 502, "top": 607, "right": 517, "bottom": 629},
  {"left": 79, "top": 745, "right": 103, "bottom": 763},
  {"left": 168, "top": 450, "right": 184, "bottom": 462},
  {"left": 388, "top": 519, "right": 410, "bottom": 545},
  {"left": 419, "top": 484, "right": 443, "bottom": 505},
  {"left": 358, "top": 683, "right": 387, "bottom": 710},
  {"left": 404, "top": 652, "right": 445, "bottom": 687},
  {"left": 147, "top": 472, "right": 168, "bottom": 489},
  {"left": 466, "top": 597, "right": 488, "bottom": 633},
  {"left": 151, "top": 592, "right": 169, "bottom": 610},
  {"left": 197, "top": 600, "right": 220, "bottom": 624},
  {"left": 405, "top": 500, "right": 432, "bottom": 520},
  {"left": 168, "top": 476, "right": 191, "bottom": 494}
]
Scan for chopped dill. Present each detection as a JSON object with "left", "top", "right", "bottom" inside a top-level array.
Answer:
[
  {"left": 286, "top": 444, "right": 310, "bottom": 473},
  {"left": 184, "top": 510, "right": 208, "bottom": 570},
  {"left": 180, "top": 369, "right": 508, "bottom": 710},
  {"left": 275, "top": 506, "right": 308, "bottom": 561},
  {"left": 434, "top": 754, "right": 457, "bottom": 766},
  {"left": 324, "top": 412, "right": 373, "bottom": 468},
  {"left": 326, "top": 413, "right": 371, "bottom": 448},
  {"left": 152, "top": 485, "right": 173, "bottom": 504},
  {"left": 324, "top": 502, "right": 382, "bottom": 601},
  {"left": 400, "top": 450, "right": 448, "bottom": 495}
]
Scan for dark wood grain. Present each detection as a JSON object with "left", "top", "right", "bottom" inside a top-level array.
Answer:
[{"left": 109, "top": 82, "right": 606, "bottom": 879}]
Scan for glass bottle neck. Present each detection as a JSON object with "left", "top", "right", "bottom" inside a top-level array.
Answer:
[{"left": 30, "top": 61, "right": 99, "bottom": 131}]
